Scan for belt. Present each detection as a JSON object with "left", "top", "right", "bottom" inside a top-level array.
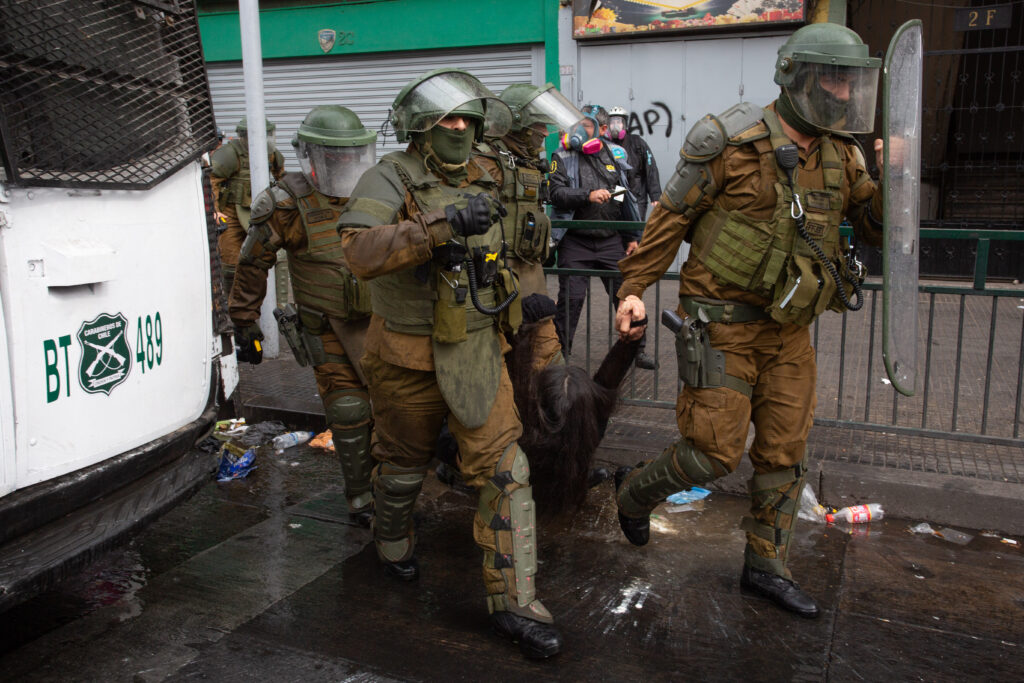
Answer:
[{"left": 680, "top": 296, "right": 769, "bottom": 324}]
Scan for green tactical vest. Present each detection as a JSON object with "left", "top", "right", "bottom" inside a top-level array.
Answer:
[
  {"left": 690, "top": 108, "right": 850, "bottom": 327},
  {"left": 477, "top": 140, "right": 551, "bottom": 263},
  {"left": 276, "top": 174, "right": 371, "bottom": 322},
  {"left": 367, "top": 151, "right": 511, "bottom": 337},
  {"left": 217, "top": 139, "right": 283, "bottom": 211}
]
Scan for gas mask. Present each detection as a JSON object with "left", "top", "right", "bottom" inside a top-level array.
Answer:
[
  {"left": 607, "top": 115, "right": 627, "bottom": 141},
  {"left": 561, "top": 121, "right": 602, "bottom": 155}
]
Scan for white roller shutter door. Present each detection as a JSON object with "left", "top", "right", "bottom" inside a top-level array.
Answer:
[{"left": 208, "top": 44, "right": 543, "bottom": 170}]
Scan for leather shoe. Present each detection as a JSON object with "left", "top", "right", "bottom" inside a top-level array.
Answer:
[
  {"left": 614, "top": 466, "right": 650, "bottom": 546},
  {"left": 382, "top": 557, "right": 419, "bottom": 582},
  {"left": 740, "top": 566, "right": 820, "bottom": 618},
  {"left": 491, "top": 611, "right": 563, "bottom": 659},
  {"left": 634, "top": 351, "right": 657, "bottom": 370}
]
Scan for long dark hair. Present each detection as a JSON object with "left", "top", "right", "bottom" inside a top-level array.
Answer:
[{"left": 508, "top": 321, "right": 639, "bottom": 518}]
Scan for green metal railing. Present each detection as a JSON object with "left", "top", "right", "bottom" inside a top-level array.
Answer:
[{"left": 547, "top": 221, "right": 1024, "bottom": 448}]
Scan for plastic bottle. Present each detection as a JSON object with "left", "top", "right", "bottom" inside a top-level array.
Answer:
[
  {"left": 272, "top": 430, "right": 314, "bottom": 453},
  {"left": 826, "top": 503, "right": 884, "bottom": 524}
]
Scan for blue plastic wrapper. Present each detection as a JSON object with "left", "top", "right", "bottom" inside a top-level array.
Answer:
[
  {"left": 666, "top": 487, "right": 711, "bottom": 505},
  {"left": 217, "top": 445, "right": 257, "bottom": 482}
]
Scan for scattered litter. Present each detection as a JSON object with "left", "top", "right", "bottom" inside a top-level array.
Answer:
[
  {"left": 666, "top": 487, "right": 711, "bottom": 505},
  {"left": 981, "top": 531, "right": 1001, "bottom": 538},
  {"left": 216, "top": 443, "right": 257, "bottom": 482},
  {"left": 798, "top": 486, "right": 827, "bottom": 523},
  {"left": 880, "top": 377, "right": 892, "bottom": 385},
  {"left": 665, "top": 500, "right": 705, "bottom": 514},
  {"left": 310, "top": 430, "right": 335, "bottom": 451},
  {"left": 827, "top": 503, "right": 884, "bottom": 524},
  {"left": 272, "top": 430, "right": 314, "bottom": 454},
  {"left": 237, "top": 420, "right": 287, "bottom": 447},
  {"left": 1002, "top": 538, "right": 1019, "bottom": 546},
  {"left": 909, "top": 522, "right": 936, "bottom": 535},
  {"left": 935, "top": 527, "right": 974, "bottom": 545},
  {"left": 289, "top": 523, "right": 302, "bottom": 529},
  {"left": 213, "top": 418, "right": 248, "bottom": 441},
  {"left": 291, "top": 462, "right": 300, "bottom": 467}
]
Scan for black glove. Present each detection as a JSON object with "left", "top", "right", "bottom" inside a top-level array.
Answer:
[
  {"left": 445, "top": 193, "right": 500, "bottom": 237},
  {"left": 521, "top": 293, "right": 556, "bottom": 324},
  {"left": 234, "top": 322, "right": 264, "bottom": 365}
]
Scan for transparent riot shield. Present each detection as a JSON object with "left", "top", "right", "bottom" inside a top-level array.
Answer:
[{"left": 882, "top": 19, "right": 923, "bottom": 397}]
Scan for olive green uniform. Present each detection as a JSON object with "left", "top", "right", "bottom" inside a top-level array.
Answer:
[
  {"left": 229, "top": 172, "right": 374, "bottom": 514},
  {"left": 616, "top": 101, "right": 883, "bottom": 577},
  {"left": 474, "top": 136, "right": 562, "bottom": 369},
  {"left": 339, "top": 145, "right": 552, "bottom": 624},
  {"left": 211, "top": 138, "right": 286, "bottom": 290}
]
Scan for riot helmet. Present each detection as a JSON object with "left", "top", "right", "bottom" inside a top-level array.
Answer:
[
  {"left": 606, "top": 105, "right": 629, "bottom": 141},
  {"left": 500, "top": 83, "right": 585, "bottom": 135},
  {"left": 390, "top": 68, "right": 512, "bottom": 143},
  {"left": 236, "top": 117, "right": 277, "bottom": 144},
  {"left": 774, "top": 23, "right": 881, "bottom": 134},
  {"left": 292, "top": 105, "right": 376, "bottom": 197}
]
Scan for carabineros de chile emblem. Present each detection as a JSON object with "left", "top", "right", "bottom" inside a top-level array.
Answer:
[{"left": 77, "top": 312, "right": 132, "bottom": 395}]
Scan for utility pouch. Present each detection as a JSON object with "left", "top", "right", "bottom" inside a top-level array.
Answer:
[
  {"left": 496, "top": 267, "right": 522, "bottom": 335},
  {"left": 433, "top": 271, "right": 468, "bottom": 344},
  {"left": 768, "top": 254, "right": 834, "bottom": 326},
  {"left": 344, "top": 271, "right": 373, "bottom": 319},
  {"left": 666, "top": 309, "right": 726, "bottom": 388},
  {"left": 273, "top": 304, "right": 311, "bottom": 367},
  {"left": 295, "top": 306, "right": 329, "bottom": 365},
  {"left": 513, "top": 210, "right": 550, "bottom": 262}
]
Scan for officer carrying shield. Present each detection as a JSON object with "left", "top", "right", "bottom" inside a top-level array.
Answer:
[
  {"left": 337, "top": 69, "right": 562, "bottom": 659},
  {"left": 613, "top": 23, "right": 886, "bottom": 618},
  {"left": 229, "top": 106, "right": 376, "bottom": 525},
  {"left": 211, "top": 117, "right": 286, "bottom": 294}
]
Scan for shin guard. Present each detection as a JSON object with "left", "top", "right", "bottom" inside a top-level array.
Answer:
[
  {"left": 741, "top": 460, "right": 807, "bottom": 579},
  {"left": 372, "top": 463, "right": 427, "bottom": 563}
]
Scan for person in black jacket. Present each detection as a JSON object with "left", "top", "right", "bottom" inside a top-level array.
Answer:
[
  {"left": 549, "top": 111, "right": 655, "bottom": 369},
  {"left": 606, "top": 105, "right": 662, "bottom": 219}
]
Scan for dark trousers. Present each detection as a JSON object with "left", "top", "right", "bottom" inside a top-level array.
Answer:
[{"left": 555, "top": 233, "right": 644, "bottom": 356}]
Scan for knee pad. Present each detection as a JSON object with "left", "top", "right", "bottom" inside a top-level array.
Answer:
[
  {"left": 672, "top": 439, "right": 729, "bottom": 484},
  {"left": 325, "top": 391, "right": 371, "bottom": 429}
]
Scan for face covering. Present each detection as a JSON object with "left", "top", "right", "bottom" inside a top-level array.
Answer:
[
  {"left": 561, "top": 122, "right": 602, "bottom": 154},
  {"left": 426, "top": 122, "right": 475, "bottom": 164},
  {"left": 607, "top": 117, "right": 627, "bottom": 141}
]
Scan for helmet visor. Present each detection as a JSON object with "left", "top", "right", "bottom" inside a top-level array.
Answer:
[
  {"left": 296, "top": 141, "right": 376, "bottom": 197},
  {"left": 785, "top": 62, "right": 880, "bottom": 134},
  {"left": 521, "top": 88, "right": 586, "bottom": 132},
  {"left": 393, "top": 71, "right": 512, "bottom": 137}
]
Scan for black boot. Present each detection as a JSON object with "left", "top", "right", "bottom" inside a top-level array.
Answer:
[
  {"left": 491, "top": 611, "right": 563, "bottom": 660},
  {"left": 382, "top": 557, "right": 419, "bottom": 582},
  {"left": 348, "top": 507, "right": 373, "bottom": 528},
  {"left": 614, "top": 466, "right": 650, "bottom": 546},
  {"left": 587, "top": 467, "right": 612, "bottom": 488},
  {"left": 634, "top": 351, "right": 657, "bottom": 370},
  {"left": 740, "top": 566, "right": 820, "bottom": 618}
]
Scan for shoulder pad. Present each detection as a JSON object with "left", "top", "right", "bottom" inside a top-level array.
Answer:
[
  {"left": 338, "top": 161, "right": 405, "bottom": 228},
  {"left": 249, "top": 188, "right": 278, "bottom": 224},
  {"left": 278, "top": 171, "right": 315, "bottom": 198},
  {"left": 682, "top": 114, "right": 726, "bottom": 162},
  {"left": 719, "top": 101, "right": 767, "bottom": 143}
]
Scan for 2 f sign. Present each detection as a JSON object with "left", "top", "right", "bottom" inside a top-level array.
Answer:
[{"left": 954, "top": 4, "right": 1012, "bottom": 31}]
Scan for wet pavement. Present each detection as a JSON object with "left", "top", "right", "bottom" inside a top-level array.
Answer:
[{"left": 2, "top": 440, "right": 1022, "bottom": 681}]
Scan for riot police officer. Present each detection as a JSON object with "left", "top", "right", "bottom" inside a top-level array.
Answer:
[
  {"left": 613, "top": 23, "right": 886, "bottom": 618},
  {"left": 473, "top": 82, "right": 586, "bottom": 369},
  {"left": 229, "top": 106, "right": 376, "bottom": 525},
  {"left": 337, "top": 69, "right": 562, "bottom": 659},
  {"left": 210, "top": 117, "right": 286, "bottom": 294}
]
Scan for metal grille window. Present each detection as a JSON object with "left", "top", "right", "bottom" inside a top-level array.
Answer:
[{"left": 0, "top": 0, "right": 218, "bottom": 189}]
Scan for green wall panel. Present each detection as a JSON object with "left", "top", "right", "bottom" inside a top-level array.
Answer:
[{"left": 199, "top": 0, "right": 551, "bottom": 63}]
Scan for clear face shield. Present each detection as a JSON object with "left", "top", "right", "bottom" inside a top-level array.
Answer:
[
  {"left": 521, "top": 88, "right": 586, "bottom": 133},
  {"left": 296, "top": 141, "right": 376, "bottom": 197},
  {"left": 784, "top": 62, "right": 880, "bottom": 134},
  {"left": 394, "top": 71, "right": 512, "bottom": 139}
]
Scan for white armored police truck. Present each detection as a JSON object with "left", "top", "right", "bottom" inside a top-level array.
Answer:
[{"left": 0, "top": 0, "right": 238, "bottom": 609}]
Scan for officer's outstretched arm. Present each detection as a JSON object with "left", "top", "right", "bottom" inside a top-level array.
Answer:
[{"left": 229, "top": 188, "right": 283, "bottom": 324}]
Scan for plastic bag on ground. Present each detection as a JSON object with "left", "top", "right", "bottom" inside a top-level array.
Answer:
[
  {"left": 310, "top": 430, "right": 335, "bottom": 451},
  {"left": 798, "top": 485, "right": 827, "bottom": 523},
  {"left": 216, "top": 443, "right": 257, "bottom": 482},
  {"left": 666, "top": 487, "right": 711, "bottom": 505}
]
